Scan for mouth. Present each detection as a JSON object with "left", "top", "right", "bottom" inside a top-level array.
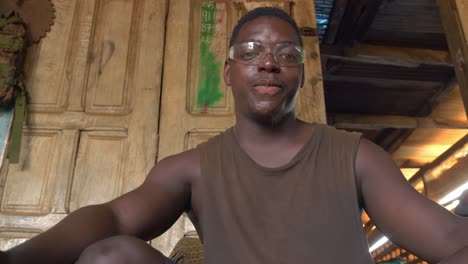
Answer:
[
  {"left": 253, "top": 85, "right": 281, "bottom": 95},
  {"left": 253, "top": 80, "right": 282, "bottom": 95}
]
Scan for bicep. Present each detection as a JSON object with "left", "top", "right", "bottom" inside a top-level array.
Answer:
[
  {"left": 357, "top": 139, "right": 466, "bottom": 262},
  {"left": 106, "top": 153, "right": 193, "bottom": 241}
]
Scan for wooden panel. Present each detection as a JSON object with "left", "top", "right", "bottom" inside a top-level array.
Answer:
[
  {"left": 159, "top": 0, "right": 234, "bottom": 161},
  {"left": 294, "top": 0, "right": 326, "bottom": 123},
  {"left": 24, "top": 1, "right": 77, "bottom": 112},
  {"left": 0, "top": 230, "right": 39, "bottom": 251},
  {"left": 0, "top": 0, "right": 165, "bottom": 252},
  {"left": 69, "top": 131, "right": 128, "bottom": 211},
  {"left": 85, "top": 0, "right": 142, "bottom": 114},
  {"left": 185, "top": 129, "right": 224, "bottom": 150},
  {"left": 1, "top": 129, "right": 61, "bottom": 215},
  {"left": 236, "top": 0, "right": 290, "bottom": 11},
  {"left": 64, "top": 1, "right": 98, "bottom": 112},
  {"left": 0, "top": 129, "right": 78, "bottom": 219},
  {"left": 157, "top": 0, "right": 227, "bottom": 253},
  {"left": 188, "top": 1, "right": 232, "bottom": 115},
  {"left": 120, "top": 0, "right": 167, "bottom": 192}
]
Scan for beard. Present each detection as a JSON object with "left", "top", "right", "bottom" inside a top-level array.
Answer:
[{"left": 246, "top": 97, "right": 297, "bottom": 127}]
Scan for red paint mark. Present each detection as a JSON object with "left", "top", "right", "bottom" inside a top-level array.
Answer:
[{"left": 201, "top": 100, "right": 210, "bottom": 114}]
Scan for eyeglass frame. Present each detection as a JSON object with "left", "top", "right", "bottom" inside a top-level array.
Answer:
[{"left": 228, "top": 41, "right": 306, "bottom": 67}]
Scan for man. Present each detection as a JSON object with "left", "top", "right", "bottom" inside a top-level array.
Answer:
[{"left": 2, "top": 7, "right": 468, "bottom": 264}]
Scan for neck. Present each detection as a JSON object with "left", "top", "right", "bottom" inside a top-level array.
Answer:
[{"left": 233, "top": 112, "right": 304, "bottom": 144}]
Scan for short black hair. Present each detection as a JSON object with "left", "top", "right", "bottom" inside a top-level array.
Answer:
[{"left": 229, "top": 7, "right": 303, "bottom": 47}]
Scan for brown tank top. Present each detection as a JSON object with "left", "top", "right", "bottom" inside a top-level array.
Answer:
[{"left": 197, "top": 124, "right": 375, "bottom": 264}]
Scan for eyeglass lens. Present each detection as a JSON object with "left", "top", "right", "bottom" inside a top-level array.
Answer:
[{"left": 230, "top": 42, "right": 304, "bottom": 66}]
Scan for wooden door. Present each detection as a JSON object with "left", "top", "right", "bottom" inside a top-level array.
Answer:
[
  {"left": 155, "top": 0, "right": 325, "bottom": 255},
  {"left": 0, "top": 0, "right": 166, "bottom": 250}
]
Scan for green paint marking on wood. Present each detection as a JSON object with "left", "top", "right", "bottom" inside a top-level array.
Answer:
[{"left": 197, "top": 2, "right": 223, "bottom": 109}]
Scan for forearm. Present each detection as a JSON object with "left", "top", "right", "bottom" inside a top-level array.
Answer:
[
  {"left": 5, "top": 204, "right": 120, "bottom": 264},
  {"left": 439, "top": 246, "right": 468, "bottom": 264}
]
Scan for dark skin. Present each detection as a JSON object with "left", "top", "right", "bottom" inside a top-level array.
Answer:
[{"left": 2, "top": 16, "right": 468, "bottom": 264}]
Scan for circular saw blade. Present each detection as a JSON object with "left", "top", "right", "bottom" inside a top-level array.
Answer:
[
  {"left": 0, "top": 0, "right": 55, "bottom": 45},
  {"left": 0, "top": 1, "right": 16, "bottom": 16}
]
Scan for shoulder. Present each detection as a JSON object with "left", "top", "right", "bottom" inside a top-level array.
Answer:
[
  {"left": 355, "top": 138, "right": 402, "bottom": 195},
  {"left": 145, "top": 148, "right": 201, "bottom": 191},
  {"left": 319, "top": 124, "right": 362, "bottom": 140},
  {"left": 315, "top": 124, "right": 362, "bottom": 154},
  {"left": 355, "top": 138, "right": 382, "bottom": 177},
  {"left": 158, "top": 148, "right": 200, "bottom": 171},
  {"left": 196, "top": 129, "right": 231, "bottom": 150},
  {"left": 356, "top": 138, "right": 389, "bottom": 170},
  {"left": 152, "top": 129, "right": 231, "bottom": 184}
]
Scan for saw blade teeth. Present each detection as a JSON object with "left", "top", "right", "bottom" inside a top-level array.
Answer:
[
  {"left": 1, "top": 0, "right": 55, "bottom": 46},
  {"left": 0, "top": 0, "right": 16, "bottom": 18}
]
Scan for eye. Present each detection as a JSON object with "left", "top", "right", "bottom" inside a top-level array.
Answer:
[
  {"left": 277, "top": 45, "right": 303, "bottom": 64},
  {"left": 235, "top": 43, "right": 262, "bottom": 61},
  {"left": 278, "top": 53, "right": 296, "bottom": 61},
  {"left": 239, "top": 50, "right": 260, "bottom": 60},
  {"left": 278, "top": 52, "right": 300, "bottom": 63}
]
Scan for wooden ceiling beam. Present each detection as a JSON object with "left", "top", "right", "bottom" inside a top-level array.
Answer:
[
  {"left": 320, "top": 44, "right": 452, "bottom": 66},
  {"left": 333, "top": 0, "right": 383, "bottom": 46},
  {"left": 322, "top": 53, "right": 427, "bottom": 68},
  {"left": 329, "top": 114, "right": 468, "bottom": 130},
  {"left": 324, "top": 75, "right": 444, "bottom": 89},
  {"left": 366, "top": 135, "right": 468, "bottom": 257},
  {"left": 322, "top": 0, "right": 348, "bottom": 45},
  {"left": 395, "top": 159, "right": 430, "bottom": 169},
  {"left": 409, "top": 134, "right": 468, "bottom": 185},
  {"left": 425, "top": 156, "right": 468, "bottom": 202},
  {"left": 438, "top": 0, "right": 468, "bottom": 118}
]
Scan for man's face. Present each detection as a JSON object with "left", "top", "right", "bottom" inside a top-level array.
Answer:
[{"left": 224, "top": 16, "right": 304, "bottom": 124}]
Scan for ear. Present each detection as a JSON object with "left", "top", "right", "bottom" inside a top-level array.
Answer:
[{"left": 223, "top": 60, "right": 231, "bottom": 86}]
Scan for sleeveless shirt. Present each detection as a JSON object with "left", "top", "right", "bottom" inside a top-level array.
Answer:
[{"left": 197, "top": 124, "right": 375, "bottom": 264}]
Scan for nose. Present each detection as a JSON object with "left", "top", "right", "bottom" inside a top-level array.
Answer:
[{"left": 258, "top": 52, "right": 280, "bottom": 73}]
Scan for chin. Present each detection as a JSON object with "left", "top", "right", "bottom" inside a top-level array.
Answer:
[
  {"left": 249, "top": 109, "right": 289, "bottom": 126},
  {"left": 254, "top": 100, "right": 297, "bottom": 123}
]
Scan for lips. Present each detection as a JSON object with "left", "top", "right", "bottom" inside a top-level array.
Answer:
[
  {"left": 252, "top": 79, "right": 282, "bottom": 95},
  {"left": 254, "top": 85, "right": 281, "bottom": 95}
]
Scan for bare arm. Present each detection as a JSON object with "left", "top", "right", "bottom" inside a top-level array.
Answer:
[
  {"left": 3, "top": 150, "right": 197, "bottom": 264},
  {"left": 356, "top": 139, "right": 468, "bottom": 263},
  {"left": 440, "top": 247, "right": 468, "bottom": 264},
  {"left": 5, "top": 204, "right": 122, "bottom": 264}
]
